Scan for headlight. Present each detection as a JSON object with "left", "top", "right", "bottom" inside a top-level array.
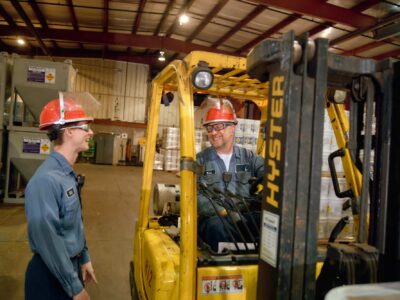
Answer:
[{"left": 192, "top": 62, "right": 214, "bottom": 90}]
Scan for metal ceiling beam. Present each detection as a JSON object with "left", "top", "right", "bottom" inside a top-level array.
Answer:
[
  {"left": 10, "top": 0, "right": 51, "bottom": 57},
  {"left": 212, "top": 5, "right": 265, "bottom": 48},
  {"left": 154, "top": 0, "right": 176, "bottom": 36},
  {"left": 0, "top": 3, "right": 17, "bottom": 27},
  {"left": 308, "top": 0, "right": 380, "bottom": 37},
  {"left": 340, "top": 40, "right": 389, "bottom": 56},
  {"left": 28, "top": 0, "right": 47, "bottom": 29},
  {"left": 165, "top": 0, "right": 196, "bottom": 37},
  {"left": 65, "top": 0, "right": 84, "bottom": 50},
  {"left": 5, "top": 45, "right": 159, "bottom": 65},
  {"left": 103, "top": 0, "right": 108, "bottom": 32},
  {"left": 350, "top": 0, "right": 381, "bottom": 13},
  {"left": 0, "top": 26, "right": 235, "bottom": 56},
  {"left": 330, "top": 11, "right": 400, "bottom": 46},
  {"left": 186, "top": 0, "right": 229, "bottom": 43},
  {"left": 28, "top": 0, "right": 58, "bottom": 48},
  {"left": 251, "top": 0, "right": 376, "bottom": 28},
  {"left": 235, "top": 14, "right": 300, "bottom": 54},
  {"left": 66, "top": 0, "right": 79, "bottom": 31},
  {"left": 308, "top": 23, "right": 333, "bottom": 37},
  {"left": 372, "top": 48, "right": 400, "bottom": 60},
  {"left": 132, "top": 0, "right": 146, "bottom": 33}
]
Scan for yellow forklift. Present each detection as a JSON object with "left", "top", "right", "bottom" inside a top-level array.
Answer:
[
  {"left": 130, "top": 51, "right": 268, "bottom": 300},
  {"left": 130, "top": 32, "right": 399, "bottom": 299}
]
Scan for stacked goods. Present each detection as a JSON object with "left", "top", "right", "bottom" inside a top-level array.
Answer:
[
  {"left": 161, "top": 127, "right": 180, "bottom": 171},
  {"left": 153, "top": 152, "right": 164, "bottom": 170},
  {"left": 234, "top": 118, "right": 245, "bottom": 146},
  {"left": 321, "top": 111, "right": 344, "bottom": 173},
  {"left": 235, "top": 118, "right": 260, "bottom": 153},
  {"left": 162, "top": 127, "right": 180, "bottom": 150},
  {"left": 319, "top": 177, "right": 353, "bottom": 240},
  {"left": 319, "top": 110, "right": 354, "bottom": 241},
  {"left": 195, "top": 129, "right": 203, "bottom": 154},
  {"left": 161, "top": 149, "right": 180, "bottom": 171}
]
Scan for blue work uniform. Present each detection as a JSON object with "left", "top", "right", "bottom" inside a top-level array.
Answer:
[
  {"left": 25, "top": 151, "right": 90, "bottom": 299},
  {"left": 196, "top": 145, "right": 264, "bottom": 251}
]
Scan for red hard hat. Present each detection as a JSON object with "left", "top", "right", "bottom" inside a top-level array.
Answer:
[
  {"left": 203, "top": 99, "right": 237, "bottom": 125},
  {"left": 39, "top": 98, "right": 93, "bottom": 130}
]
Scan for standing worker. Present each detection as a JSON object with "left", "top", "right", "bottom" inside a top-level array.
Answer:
[
  {"left": 197, "top": 98, "right": 264, "bottom": 252},
  {"left": 25, "top": 93, "right": 98, "bottom": 300}
]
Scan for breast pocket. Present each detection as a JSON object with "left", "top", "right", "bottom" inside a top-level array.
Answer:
[
  {"left": 235, "top": 171, "right": 252, "bottom": 197},
  {"left": 204, "top": 174, "right": 221, "bottom": 186},
  {"left": 63, "top": 198, "right": 80, "bottom": 229}
]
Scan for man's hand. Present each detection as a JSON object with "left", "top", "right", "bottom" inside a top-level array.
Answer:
[
  {"left": 81, "top": 261, "right": 98, "bottom": 284},
  {"left": 219, "top": 209, "right": 228, "bottom": 217},
  {"left": 73, "top": 288, "right": 90, "bottom": 300}
]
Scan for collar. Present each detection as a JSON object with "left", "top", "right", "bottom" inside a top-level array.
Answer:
[
  {"left": 209, "top": 145, "right": 240, "bottom": 159},
  {"left": 50, "top": 151, "right": 77, "bottom": 178}
]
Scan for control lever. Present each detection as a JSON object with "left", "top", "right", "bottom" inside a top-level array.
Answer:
[
  {"left": 226, "top": 189, "right": 260, "bottom": 235},
  {"left": 199, "top": 182, "right": 241, "bottom": 252},
  {"left": 200, "top": 182, "right": 250, "bottom": 251},
  {"left": 213, "top": 187, "right": 257, "bottom": 246},
  {"left": 249, "top": 176, "right": 263, "bottom": 195}
]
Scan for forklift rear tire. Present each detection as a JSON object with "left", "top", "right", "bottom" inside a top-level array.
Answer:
[{"left": 129, "top": 261, "right": 140, "bottom": 300}]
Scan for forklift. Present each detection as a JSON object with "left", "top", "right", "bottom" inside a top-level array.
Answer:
[
  {"left": 130, "top": 51, "right": 268, "bottom": 300},
  {"left": 130, "top": 31, "right": 399, "bottom": 299}
]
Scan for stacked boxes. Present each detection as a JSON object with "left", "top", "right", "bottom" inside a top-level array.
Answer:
[
  {"left": 195, "top": 129, "right": 203, "bottom": 154},
  {"left": 161, "top": 149, "right": 180, "bottom": 171},
  {"left": 234, "top": 118, "right": 260, "bottom": 153},
  {"left": 319, "top": 177, "right": 354, "bottom": 240},
  {"left": 161, "top": 127, "right": 180, "bottom": 171},
  {"left": 319, "top": 110, "right": 353, "bottom": 241},
  {"left": 153, "top": 152, "right": 164, "bottom": 170},
  {"left": 157, "top": 127, "right": 204, "bottom": 171},
  {"left": 321, "top": 111, "right": 343, "bottom": 173},
  {"left": 162, "top": 127, "right": 180, "bottom": 150}
]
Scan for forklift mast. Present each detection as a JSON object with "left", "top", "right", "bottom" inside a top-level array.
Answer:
[{"left": 247, "top": 31, "right": 398, "bottom": 299}]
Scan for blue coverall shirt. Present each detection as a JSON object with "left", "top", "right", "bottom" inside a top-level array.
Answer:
[
  {"left": 196, "top": 145, "right": 264, "bottom": 218},
  {"left": 25, "top": 151, "right": 90, "bottom": 297}
]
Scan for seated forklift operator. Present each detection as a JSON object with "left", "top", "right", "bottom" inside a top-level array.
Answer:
[{"left": 196, "top": 98, "right": 264, "bottom": 253}]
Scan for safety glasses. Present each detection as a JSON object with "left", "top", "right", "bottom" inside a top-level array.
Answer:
[
  {"left": 61, "top": 124, "right": 91, "bottom": 132},
  {"left": 205, "top": 123, "right": 233, "bottom": 133}
]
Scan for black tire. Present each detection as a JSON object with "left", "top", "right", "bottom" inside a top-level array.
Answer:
[{"left": 129, "top": 261, "right": 140, "bottom": 300}]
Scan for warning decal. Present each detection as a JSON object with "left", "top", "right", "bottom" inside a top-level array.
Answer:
[
  {"left": 27, "top": 66, "right": 56, "bottom": 84},
  {"left": 260, "top": 210, "right": 279, "bottom": 267},
  {"left": 201, "top": 274, "right": 243, "bottom": 295}
]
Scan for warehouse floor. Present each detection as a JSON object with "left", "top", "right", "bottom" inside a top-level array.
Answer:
[{"left": 0, "top": 163, "right": 179, "bottom": 300}]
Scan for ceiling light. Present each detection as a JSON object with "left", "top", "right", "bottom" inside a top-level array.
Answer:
[
  {"left": 158, "top": 50, "right": 166, "bottom": 62},
  {"left": 373, "top": 22, "right": 400, "bottom": 40},
  {"left": 320, "top": 27, "right": 332, "bottom": 39},
  {"left": 17, "top": 38, "right": 25, "bottom": 45},
  {"left": 179, "top": 14, "right": 189, "bottom": 26}
]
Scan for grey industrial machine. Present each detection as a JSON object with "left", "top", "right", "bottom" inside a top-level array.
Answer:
[
  {"left": 4, "top": 58, "right": 76, "bottom": 203},
  {"left": 0, "top": 53, "right": 12, "bottom": 175}
]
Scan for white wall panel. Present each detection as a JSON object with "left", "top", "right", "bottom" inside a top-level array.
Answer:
[{"left": 70, "top": 58, "right": 149, "bottom": 123}]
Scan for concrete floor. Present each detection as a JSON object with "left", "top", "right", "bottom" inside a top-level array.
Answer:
[{"left": 0, "top": 163, "right": 179, "bottom": 300}]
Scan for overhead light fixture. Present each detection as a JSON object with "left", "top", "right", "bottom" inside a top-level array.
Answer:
[
  {"left": 158, "top": 50, "right": 166, "bottom": 62},
  {"left": 373, "top": 22, "right": 400, "bottom": 41},
  {"left": 179, "top": 14, "right": 189, "bottom": 26},
  {"left": 17, "top": 38, "right": 26, "bottom": 45},
  {"left": 192, "top": 61, "right": 214, "bottom": 90}
]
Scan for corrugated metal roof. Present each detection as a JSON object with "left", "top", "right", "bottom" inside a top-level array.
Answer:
[{"left": 0, "top": 0, "right": 398, "bottom": 67}]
